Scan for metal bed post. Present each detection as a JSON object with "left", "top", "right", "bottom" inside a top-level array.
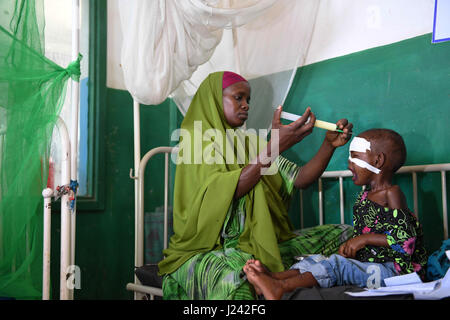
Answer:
[
  {"left": 132, "top": 99, "right": 142, "bottom": 300},
  {"left": 412, "top": 172, "right": 419, "bottom": 216},
  {"left": 441, "top": 171, "right": 448, "bottom": 240},
  {"left": 128, "top": 147, "right": 177, "bottom": 299},
  {"left": 339, "top": 176, "right": 345, "bottom": 224},
  {"left": 0, "top": 130, "right": 4, "bottom": 269},
  {"left": 42, "top": 188, "right": 53, "bottom": 300},
  {"left": 299, "top": 189, "right": 304, "bottom": 229},
  {"left": 41, "top": 118, "right": 73, "bottom": 300},
  {"left": 69, "top": 0, "right": 81, "bottom": 300},
  {"left": 57, "top": 118, "right": 72, "bottom": 300},
  {"left": 318, "top": 178, "right": 323, "bottom": 225},
  {"left": 164, "top": 153, "right": 169, "bottom": 250}
]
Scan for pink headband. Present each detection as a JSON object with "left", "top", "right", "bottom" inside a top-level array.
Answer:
[{"left": 222, "top": 71, "right": 247, "bottom": 90}]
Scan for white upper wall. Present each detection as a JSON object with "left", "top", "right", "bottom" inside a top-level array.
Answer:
[
  {"left": 305, "top": 0, "right": 434, "bottom": 66},
  {"left": 107, "top": 0, "right": 435, "bottom": 90}
]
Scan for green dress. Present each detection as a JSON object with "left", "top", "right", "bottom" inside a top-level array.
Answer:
[
  {"left": 158, "top": 71, "right": 352, "bottom": 299},
  {"left": 162, "top": 156, "right": 352, "bottom": 299}
]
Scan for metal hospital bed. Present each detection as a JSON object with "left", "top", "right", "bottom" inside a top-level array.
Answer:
[{"left": 126, "top": 146, "right": 450, "bottom": 300}]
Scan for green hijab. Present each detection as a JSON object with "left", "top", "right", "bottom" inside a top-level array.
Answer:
[{"left": 158, "top": 71, "right": 296, "bottom": 275}]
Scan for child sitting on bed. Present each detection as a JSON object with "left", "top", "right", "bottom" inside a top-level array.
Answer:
[{"left": 243, "top": 128, "right": 427, "bottom": 300}]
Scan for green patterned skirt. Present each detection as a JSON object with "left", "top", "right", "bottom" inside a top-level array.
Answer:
[
  {"left": 163, "top": 156, "right": 353, "bottom": 299},
  {"left": 162, "top": 224, "right": 353, "bottom": 300}
]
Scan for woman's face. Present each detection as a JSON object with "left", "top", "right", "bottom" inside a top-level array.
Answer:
[{"left": 222, "top": 81, "right": 251, "bottom": 128}]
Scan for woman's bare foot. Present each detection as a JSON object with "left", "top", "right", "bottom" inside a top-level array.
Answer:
[{"left": 245, "top": 267, "right": 284, "bottom": 300}]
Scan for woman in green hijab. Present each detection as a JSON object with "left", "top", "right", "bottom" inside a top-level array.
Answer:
[{"left": 159, "top": 71, "right": 353, "bottom": 299}]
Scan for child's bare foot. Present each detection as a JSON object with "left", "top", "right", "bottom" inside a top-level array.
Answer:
[
  {"left": 245, "top": 259, "right": 269, "bottom": 274},
  {"left": 243, "top": 263, "right": 263, "bottom": 295},
  {"left": 245, "top": 267, "right": 284, "bottom": 300}
]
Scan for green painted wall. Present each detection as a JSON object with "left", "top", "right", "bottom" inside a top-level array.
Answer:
[
  {"left": 282, "top": 34, "right": 450, "bottom": 253},
  {"left": 55, "top": 33, "right": 448, "bottom": 299}
]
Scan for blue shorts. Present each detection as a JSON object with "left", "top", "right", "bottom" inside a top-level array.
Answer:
[{"left": 290, "top": 254, "right": 398, "bottom": 288}]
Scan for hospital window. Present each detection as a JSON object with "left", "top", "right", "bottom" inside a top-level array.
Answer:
[{"left": 46, "top": 0, "right": 105, "bottom": 208}]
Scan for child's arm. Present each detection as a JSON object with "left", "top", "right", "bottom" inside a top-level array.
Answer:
[
  {"left": 295, "top": 119, "right": 352, "bottom": 189},
  {"left": 338, "top": 233, "right": 389, "bottom": 258}
]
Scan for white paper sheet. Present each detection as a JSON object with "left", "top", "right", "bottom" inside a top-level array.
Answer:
[
  {"left": 346, "top": 250, "right": 450, "bottom": 299},
  {"left": 384, "top": 272, "right": 422, "bottom": 287}
]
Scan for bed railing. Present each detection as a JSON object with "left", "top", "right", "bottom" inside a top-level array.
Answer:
[
  {"left": 316, "top": 163, "right": 450, "bottom": 240},
  {"left": 41, "top": 117, "right": 76, "bottom": 300},
  {"left": 127, "top": 146, "right": 450, "bottom": 299},
  {"left": 127, "top": 146, "right": 178, "bottom": 299}
]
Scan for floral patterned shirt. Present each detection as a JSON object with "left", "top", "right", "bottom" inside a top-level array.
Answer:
[{"left": 353, "top": 190, "right": 427, "bottom": 276}]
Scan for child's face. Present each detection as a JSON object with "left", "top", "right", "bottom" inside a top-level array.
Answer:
[
  {"left": 348, "top": 149, "right": 377, "bottom": 186},
  {"left": 348, "top": 151, "right": 373, "bottom": 186}
]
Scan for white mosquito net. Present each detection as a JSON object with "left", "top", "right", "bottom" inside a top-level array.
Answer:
[{"left": 116, "top": 0, "right": 320, "bottom": 132}]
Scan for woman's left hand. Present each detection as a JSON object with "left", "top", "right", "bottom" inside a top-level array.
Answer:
[{"left": 325, "top": 119, "right": 353, "bottom": 148}]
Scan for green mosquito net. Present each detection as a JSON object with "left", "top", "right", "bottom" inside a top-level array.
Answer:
[{"left": 0, "top": 0, "right": 81, "bottom": 299}]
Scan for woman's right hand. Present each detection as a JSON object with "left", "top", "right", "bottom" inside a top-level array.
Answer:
[{"left": 270, "top": 106, "right": 316, "bottom": 154}]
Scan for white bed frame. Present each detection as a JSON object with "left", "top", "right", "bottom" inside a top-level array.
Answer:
[
  {"left": 41, "top": 117, "right": 77, "bottom": 301},
  {"left": 126, "top": 146, "right": 450, "bottom": 299},
  {"left": 40, "top": 0, "right": 81, "bottom": 301}
]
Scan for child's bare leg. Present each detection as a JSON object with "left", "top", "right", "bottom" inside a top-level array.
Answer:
[
  {"left": 283, "top": 271, "right": 319, "bottom": 291},
  {"left": 272, "top": 269, "right": 301, "bottom": 280}
]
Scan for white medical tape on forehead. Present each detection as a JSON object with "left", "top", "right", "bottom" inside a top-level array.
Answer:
[
  {"left": 349, "top": 137, "right": 371, "bottom": 153},
  {"left": 349, "top": 157, "right": 381, "bottom": 174},
  {"left": 348, "top": 136, "right": 381, "bottom": 174}
]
